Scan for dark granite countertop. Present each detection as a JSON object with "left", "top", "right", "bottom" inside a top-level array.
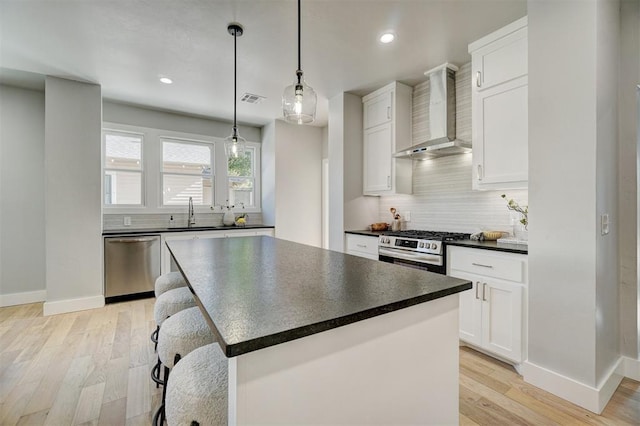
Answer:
[
  {"left": 344, "top": 230, "right": 386, "bottom": 237},
  {"left": 167, "top": 236, "right": 471, "bottom": 358},
  {"left": 102, "top": 224, "right": 274, "bottom": 236},
  {"left": 446, "top": 239, "right": 528, "bottom": 254}
]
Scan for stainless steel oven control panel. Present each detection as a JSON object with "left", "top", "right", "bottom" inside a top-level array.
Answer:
[{"left": 378, "top": 235, "right": 442, "bottom": 255}]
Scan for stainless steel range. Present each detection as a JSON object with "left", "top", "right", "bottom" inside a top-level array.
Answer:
[{"left": 378, "top": 230, "right": 470, "bottom": 274}]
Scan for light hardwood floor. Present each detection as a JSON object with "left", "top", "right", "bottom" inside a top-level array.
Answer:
[{"left": 0, "top": 299, "right": 638, "bottom": 425}]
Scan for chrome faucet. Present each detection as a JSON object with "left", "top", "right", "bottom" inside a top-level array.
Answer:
[{"left": 188, "top": 197, "right": 195, "bottom": 227}]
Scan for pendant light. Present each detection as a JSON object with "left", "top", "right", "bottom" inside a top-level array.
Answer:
[
  {"left": 282, "top": 0, "right": 316, "bottom": 124},
  {"left": 225, "top": 23, "right": 246, "bottom": 159}
]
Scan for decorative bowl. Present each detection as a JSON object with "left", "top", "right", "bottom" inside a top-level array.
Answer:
[
  {"left": 370, "top": 223, "right": 389, "bottom": 231},
  {"left": 483, "top": 231, "right": 504, "bottom": 241}
]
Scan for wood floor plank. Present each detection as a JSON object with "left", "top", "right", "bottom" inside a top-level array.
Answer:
[
  {"left": 43, "top": 355, "right": 94, "bottom": 426},
  {"left": 110, "top": 312, "right": 131, "bottom": 361},
  {"left": 72, "top": 382, "right": 106, "bottom": 425},
  {"left": 16, "top": 408, "right": 48, "bottom": 426},
  {"left": 124, "top": 365, "right": 150, "bottom": 419},
  {"left": 0, "top": 378, "right": 41, "bottom": 426},
  {"left": 97, "top": 397, "right": 127, "bottom": 426},
  {"left": 102, "top": 356, "right": 130, "bottom": 404}
]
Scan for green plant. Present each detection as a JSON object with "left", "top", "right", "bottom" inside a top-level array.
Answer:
[{"left": 501, "top": 194, "right": 528, "bottom": 229}]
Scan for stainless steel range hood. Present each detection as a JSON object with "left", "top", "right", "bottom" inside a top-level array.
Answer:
[{"left": 394, "top": 63, "right": 471, "bottom": 159}]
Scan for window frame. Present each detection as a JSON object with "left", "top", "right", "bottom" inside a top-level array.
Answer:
[
  {"left": 160, "top": 136, "right": 215, "bottom": 208},
  {"left": 226, "top": 142, "right": 261, "bottom": 212},
  {"left": 102, "top": 129, "right": 145, "bottom": 209}
]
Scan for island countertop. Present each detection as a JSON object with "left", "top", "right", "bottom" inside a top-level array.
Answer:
[{"left": 167, "top": 236, "right": 471, "bottom": 358}]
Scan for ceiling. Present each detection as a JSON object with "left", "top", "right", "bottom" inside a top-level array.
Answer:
[{"left": 0, "top": 0, "right": 526, "bottom": 128}]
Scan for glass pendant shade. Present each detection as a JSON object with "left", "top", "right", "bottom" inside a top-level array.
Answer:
[
  {"left": 283, "top": 76, "right": 317, "bottom": 124},
  {"left": 224, "top": 127, "right": 246, "bottom": 159}
]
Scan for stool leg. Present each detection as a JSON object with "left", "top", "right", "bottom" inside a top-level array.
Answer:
[
  {"left": 151, "top": 356, "right": 164, "bottom": 387},
  {"left": 159, "top": 365, "right": 170, "bottom": 425},
  {"left": 151, "top": 325, "right": 159, "bottom": 351}
]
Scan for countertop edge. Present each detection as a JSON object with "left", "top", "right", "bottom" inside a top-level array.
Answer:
[
  {"left": 221, "top": 281, "right": 472, "bottom": 358},
  {"left": 102, "top": 225, "right": 275, "bottom": 236},
  {"left": 344, "top": 230, "right": 385, "bottom": 237}
]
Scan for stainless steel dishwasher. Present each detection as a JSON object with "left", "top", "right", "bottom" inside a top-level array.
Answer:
[{"left": 104, "top": 235, "right": 161, "bottom": 302}]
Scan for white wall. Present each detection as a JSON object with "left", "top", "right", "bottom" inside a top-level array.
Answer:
[
  {"left": 327, "top": 93, "right": 378, "bottom": 252},
  {"left": 618, "top": 0, "right": 640, "bottom": 361},
  {"left": 0, "top": 85, "right": 46, "bottom": 305},
  {"left": 44, "top": 77, "right": 103, "bottom": 314},
  {"left": 261, "top": 120, "right": 322, "bottom": 247},
  {"left": 526, "top": 0, "right": 620, "bottom": 412}
]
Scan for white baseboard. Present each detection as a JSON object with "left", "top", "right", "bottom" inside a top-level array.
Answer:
[
  {"left": 0, "top": 290, "right": 47, "bottom": 307},
  {"left": 619, "top": 356, "right": 640, "bottom": 381},
  {"left": 523, "top": 358, "right": 623, "bottom": 414},
  {"left": 43, "top": 295, "right": 105, "bottom": 316}
]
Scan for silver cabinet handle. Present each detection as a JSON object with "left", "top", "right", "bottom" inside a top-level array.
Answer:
[
  {"left": 472, "top": 262, "right": 493, "bottom": 269},
  {"left": 387, "top": 106, "right": 391, "bottom": 119},
  {"left": 387, "top": 175, "right": 391, "bottom": 188},
  {"left": 477, "top": 164, "right": 483, "bottom": 181},
  {"left": 475, "top": 281, "right": 480, "bottom": 299},
  {"left": 482, "top": 283, "right": 488, "bottom": 301},
  {"left": 476, "top": 71, "right": 482, "bottom": 87},
  {"left": 356, "top": 244, "right": 367, "bottom": 248}
]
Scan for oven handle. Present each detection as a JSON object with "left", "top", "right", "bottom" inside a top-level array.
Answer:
[{"left": 378, "top": 247, "right": 443, "bottom": 266}]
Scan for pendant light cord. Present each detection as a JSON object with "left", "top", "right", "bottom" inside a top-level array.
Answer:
[
  {"left": 297, "top": 0, "right": 302, "bottom": 84},
  {"left": 233, "top": 28, "right": 237, "bottom": 130}
]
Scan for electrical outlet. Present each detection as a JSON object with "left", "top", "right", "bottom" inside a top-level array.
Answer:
[
  {"left": 600, "top": 213, "right": 609, "bottom": 235},
  {"left": 124, "top": 216, "right": 131, "bottom": 226},
  {"left": 405, "top": 211, "right": 411, "bottom": 221}
]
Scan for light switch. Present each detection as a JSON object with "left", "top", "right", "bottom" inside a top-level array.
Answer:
[
  {"left": 600, "top": 214, "right": 609, "bottom": 235},
  {"left": 405, "top": 211, "right": 411, "bottom": 222},
  {"left": 124, "top": 216, "right": 131, "bottom": 226}
]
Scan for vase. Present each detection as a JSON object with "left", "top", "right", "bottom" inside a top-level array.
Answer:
[{"left": 223, "top": 211, "right": 235, "bottom": 226}]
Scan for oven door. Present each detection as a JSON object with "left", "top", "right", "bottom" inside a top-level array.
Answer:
[{"left": 378, "top": 247, "right": 445, "bottom": 274}]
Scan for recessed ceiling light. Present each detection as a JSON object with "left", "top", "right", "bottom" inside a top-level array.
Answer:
[
  {"left": 379, "top": 32, "right": 395, "bottom": 44},
  {"left": 159, "top": 77, "right": 173, "bottom": 84}
]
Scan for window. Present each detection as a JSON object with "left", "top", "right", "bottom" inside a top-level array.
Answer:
[
  {"left": 162, "top": 139, "right": 213, "bottom": 206},
  {"left": 228, "top": 146, "right": 257, "bottom": 208},
  {"left": 104, "top": 131, "right": 143, "bottom": 205}
]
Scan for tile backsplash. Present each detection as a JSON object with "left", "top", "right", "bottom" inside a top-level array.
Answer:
[
  {"left": 379, "top": 154, "right": 528, "bottom": 234},
  {"left": 103, "top": 212, "right": 264, "bottom": 230}
]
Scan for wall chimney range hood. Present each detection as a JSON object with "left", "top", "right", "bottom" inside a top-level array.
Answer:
[{"left": 394, "top": 63, "right": 471, "bottom": 159}]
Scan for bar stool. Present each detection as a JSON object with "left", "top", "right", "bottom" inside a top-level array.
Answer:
[
  {"left": 152, "top": 307, "right": 215, "bottom": 426},
  {"left": 165, "top": 343, "right": 228, "bottom": 426},
  {"left": 151, "top": 272, "right": 188, "bottom": 346},
  {"left": 151, "top": 286, "right": 196, "bottom": 387}
]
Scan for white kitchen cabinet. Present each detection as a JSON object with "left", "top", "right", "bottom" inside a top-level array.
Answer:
[
  {"left": 345, "top": 234, "right": 379, "bottom": 260},
  {"left": 362, "top": 81, "right": 412, "bottom": 195},
  {"left": 447, "top": 245, "right": 527, "bottom": 365},
  {"left": 469, "top": 16, "right": 528, "bottom": 190}
]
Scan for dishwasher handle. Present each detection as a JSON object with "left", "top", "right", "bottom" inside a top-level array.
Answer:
[{"left": 107, "top": 237, "right": 159, "bottom": 243}]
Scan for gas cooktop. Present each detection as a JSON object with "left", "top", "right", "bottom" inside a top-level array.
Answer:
[{"left": 382, "top": 230, "right": 470, "bottom": 242}]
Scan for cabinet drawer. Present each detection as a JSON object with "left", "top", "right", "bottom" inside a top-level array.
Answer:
[
  {"left": 345, "top": 234, "right": 379, "bottom": 257},
  {"left": 363, "top": 92, "right": 392, "bottom": 129},
  {"left": 448, "top": 247, "right": 525, "bottom": 283}
]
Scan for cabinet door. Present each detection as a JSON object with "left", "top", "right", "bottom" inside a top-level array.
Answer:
[
  {"left": 363, "top": 124, "right": 392, "bottom": 193},
  {"left": 364, "top": 92, "right": 392, "bottom": 129},
  {"left": 473, "top": 76, "right": 528, "bottom": 188},
  {"left": 481, "top": 280, "right": 523, "bottom": 362},
  {"left": 450, "top": 271, "right": 483, "bottom": 346},
  {"left": 472, "top": 29, "right": 527, "bottom": 91}
]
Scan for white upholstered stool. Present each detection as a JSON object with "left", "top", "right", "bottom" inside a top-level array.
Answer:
[
  {"left": 153, "top": 307, "right": 216, "bottom": 425},
  {"left": 165, "top": 343, "right": 228, "bottom": 426},
  {"left": 155, "top": 271, "right": 187, "bottom": 297},
  {"left": 151, "top": 272, "right": 188, "bottom": 346},
  {"left": 151, "top": 286, "right": 196, "bottom": 387}
]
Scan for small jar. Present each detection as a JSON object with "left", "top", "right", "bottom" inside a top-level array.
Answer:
[{"left": 391, "top": 219, "right": 401, "bottom": 231}]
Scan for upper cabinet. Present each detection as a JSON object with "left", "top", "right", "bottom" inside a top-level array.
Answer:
[
  {"left": 362, "top": 81, "right": 413, "bottom": 196},
  {"left": 469, "top": 17, "right": 528, "bottom": 190}
]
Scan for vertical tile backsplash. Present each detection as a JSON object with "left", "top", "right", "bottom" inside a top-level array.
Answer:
[{"left": 379, "top": 61, "right": 528, "bottom": 234}]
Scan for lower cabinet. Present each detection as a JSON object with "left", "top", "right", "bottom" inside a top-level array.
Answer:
[
  {"left": 447, "top": 246, "right": 527, "bottom": 364},
  {"left": 345, "top": 234, "right": 379, "bottom": 260}
]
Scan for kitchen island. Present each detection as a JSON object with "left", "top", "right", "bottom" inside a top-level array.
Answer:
[{"left": 167, "top": 236, "right": 471, "bottom": 425}]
